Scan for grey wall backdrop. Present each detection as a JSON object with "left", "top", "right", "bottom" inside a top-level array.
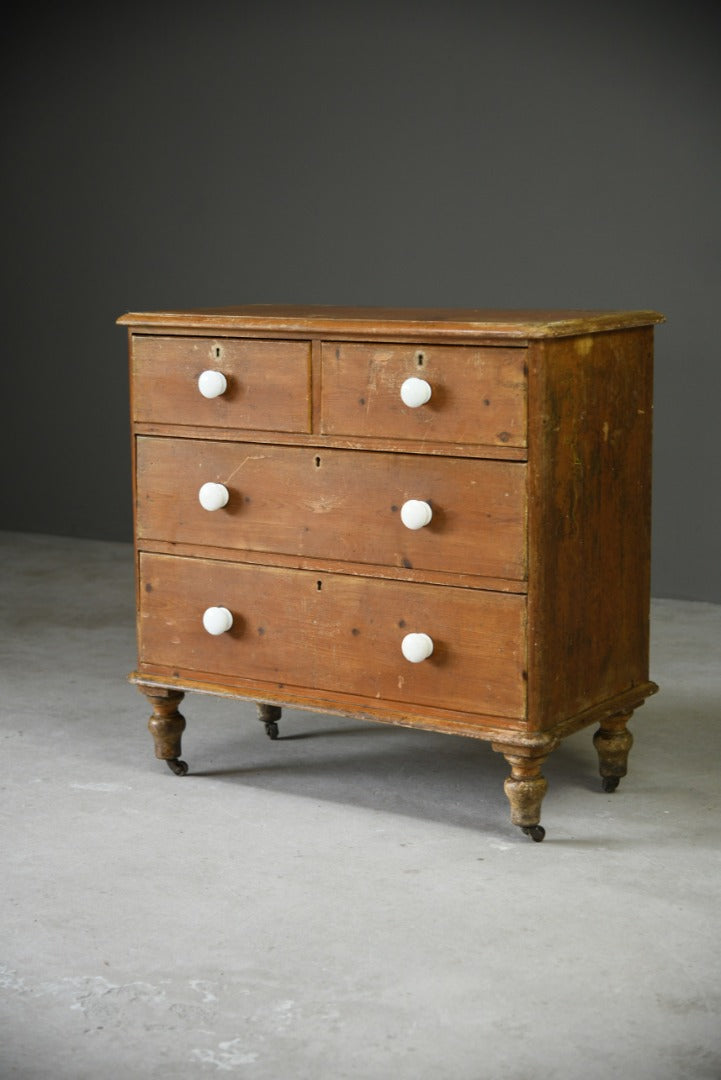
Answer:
[{"left": 1, "top": 2, "right": 719, "bottom": 602}]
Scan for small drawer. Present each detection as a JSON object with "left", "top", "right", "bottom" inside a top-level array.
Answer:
[
  {"left": 138, "top": 554, "right": 527, "bottom": 718},
  {"left": 136, "top": 437, "right": 527, "bottom": 581},
  {"left": 131, "top": 335, "right": 311, "bottom": 432},
  {"left": 320, "top": 342, "right": 526, "bottom": 447}
]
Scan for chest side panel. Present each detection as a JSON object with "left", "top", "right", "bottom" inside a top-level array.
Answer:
[{"left": 526, "top": 328, "right": 655, "bottom": 730}]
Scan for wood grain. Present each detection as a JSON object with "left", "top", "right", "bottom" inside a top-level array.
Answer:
[
  {"left": 321, "top": 341, "right": 527, "bottom": 446},
  {"left": 131, "top": 334, "right": 311, "bottom": 432},
  {"left": 136, "top": 436, "right": 527, "bottom": 581},
  {"left": 137, "top": 538, "right": 528, "bottom": 594},
  {"left": 138, "top": 553, "right": 527, "bottom": 718},
  {"left": 130, "top": 670, "right": 656, "bottom": 748},
  {"left": 132, "top": 422, "right": 528, "bottom": 461},
  {"left": 119, "top": 306, "right": 664, "bottom": 343},
  {"left": 125, "top": 307, "right": 663, "bottom": 836},
  {"left": 526, "top": 328, "right": 657, "bottom": 730}
]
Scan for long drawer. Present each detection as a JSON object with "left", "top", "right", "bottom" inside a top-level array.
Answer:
[
  {"left": 131, "top": 335, "right": 311, "bottom": 431},
  {"left": 320, "top": 342, "right": 527, "bottom": 447},
  {"left": 138, "top": 554, "right": 527, "bottom": 718},
  {"left": 136, "top": 437, "right": 527, "bottom": 581}
]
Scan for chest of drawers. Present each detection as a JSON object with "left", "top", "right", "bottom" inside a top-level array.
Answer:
[{"left": 119, "top": 305, "right": 664, "bottom": 841}]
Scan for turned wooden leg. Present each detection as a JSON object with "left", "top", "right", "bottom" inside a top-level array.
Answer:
[
  {"left": 593, "top": 711, "right": 634, "bottom": 793},
  {"left": 138, "top": 686, "right": 188, "bottom": 776},
  {"left": 493, "top": 744, "right": 550, "bottom": 842},
  {"left": 257, "top": 702, "right": 282, "bottom": 740}
]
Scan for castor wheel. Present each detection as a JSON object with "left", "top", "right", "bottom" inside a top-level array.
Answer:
[
  {"left": 602, "top": 776, "right": 621, "bottom": 793},
  {"left": 257, "top": 703, "right": 281, "bottom": 739},
  {"left": 521, "top": 825, "right": 546, "bottom": 842},
  {"left": 166, "top": 758, "right": 188, "bottom": 776}
]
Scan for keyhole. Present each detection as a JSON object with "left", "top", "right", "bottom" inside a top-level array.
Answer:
[
  {"left": 315, "top": 456, "right": 321, "bottom": 468},
  {"left": 214, "top": 346, "right": 221, "bottom": 358},
  {"left": 316, "top": 580, "right": 322, "bottom": 591},
  {"left": 416, "top": 351, "right": 426, "bottom": 367}
]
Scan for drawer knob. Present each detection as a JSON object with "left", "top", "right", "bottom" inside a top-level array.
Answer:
[
  {"left": 202, "top": 606, "right": 233, "bottom": 635},
  {"left": 400, "top": 377, "right": 432, "bottom": 408},
  {"left": 400, "top": 499, "right": 432, "bottom": 530},
  {"left": 198, "top": 369, "right": 228, "bottom": 398},
  {"left": 401, "top": 632, "right": 434, "bottom": 663},
  {"left": 198, "top": 482, "right": 230, "bottom": 512}
]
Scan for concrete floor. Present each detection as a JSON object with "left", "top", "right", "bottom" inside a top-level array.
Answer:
[{"left": 1, "top": 531, "right": 720, "bottom": 1080}]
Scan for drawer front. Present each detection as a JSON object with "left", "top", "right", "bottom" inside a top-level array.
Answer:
[
  {"left": 136, "top": 437, "right": 527, "bottom": 581},
  {"left": 139, "top": 554, "right": 527, "bottom": 718},
  {"left": 131, "top": 335, "right": 311, "bottom": 432},
  {"left": 320, "top": 342, "right": 526, "bottom": 447}
]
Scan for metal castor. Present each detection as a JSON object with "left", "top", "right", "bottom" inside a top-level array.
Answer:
[
  {"left": 521, "top": 825, "right": 546, "bottom": 842},
  {"left": 601, "top": 776, "right": 621, "bottom": 793},
  {"left": 166, "top": 758, "right": 189, "bottom": 776},
  {"left": 257, "top": 703, "right": 281, "bottom": 740}
]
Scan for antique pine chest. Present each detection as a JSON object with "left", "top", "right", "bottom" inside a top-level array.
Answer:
[{"left": 119, "top": 305, "right": 664, "bottom": 841}]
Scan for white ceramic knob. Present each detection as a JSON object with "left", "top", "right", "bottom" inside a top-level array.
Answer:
[
  {"left": 400, "top": 377, "right": 432, "bottom": 408},
  {"left": 400, "top": 499, "right": 432, "bottom": 530},
  {"left": 198, "top": 370, "right": 228, "bottom": 399},
  {"left": 202, "top": 606, "right": 233, "bottom": 635},
  {"left": 198, "top": 482, "right": 230, "bottom": 511},
  {"left": 401, "top": 632, "right": 434, "bottom": 663}
]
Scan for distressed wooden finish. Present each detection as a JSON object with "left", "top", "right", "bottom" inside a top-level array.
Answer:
[
  {"left": 138, "top": 685, "right": 188, "bottom": 775},
  {"left": 131, "top": 335, "right": 311, "bottom": 432},
  {"left": 129, "top": 672, "right": 654, "bottom": 747},
  {"left": 119, "top": 305, "right": 663, "bottom": 342},
  {"left": 320, "top": 342, "right": 526, "bottom": 446},
  {"left": 122, "top": 305, "right": 663, "bottom": 840},
  {"left": 494, "top": 743, "right": 551, "bottom": 842},
  {"left": 593, "top": 711, "right": 636, "bottom": 792},
  {"left": 526, "top": 329, "right": 655, "bottom": 730},
  {"left": 136, "top": 436, "right": 527, "bottom": 582},
  {"left": 132, "top": 421, "right": 528, "bottom": 461},
  {"left": 138, "top": 552, "right": 527, "bottom": 719}
]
